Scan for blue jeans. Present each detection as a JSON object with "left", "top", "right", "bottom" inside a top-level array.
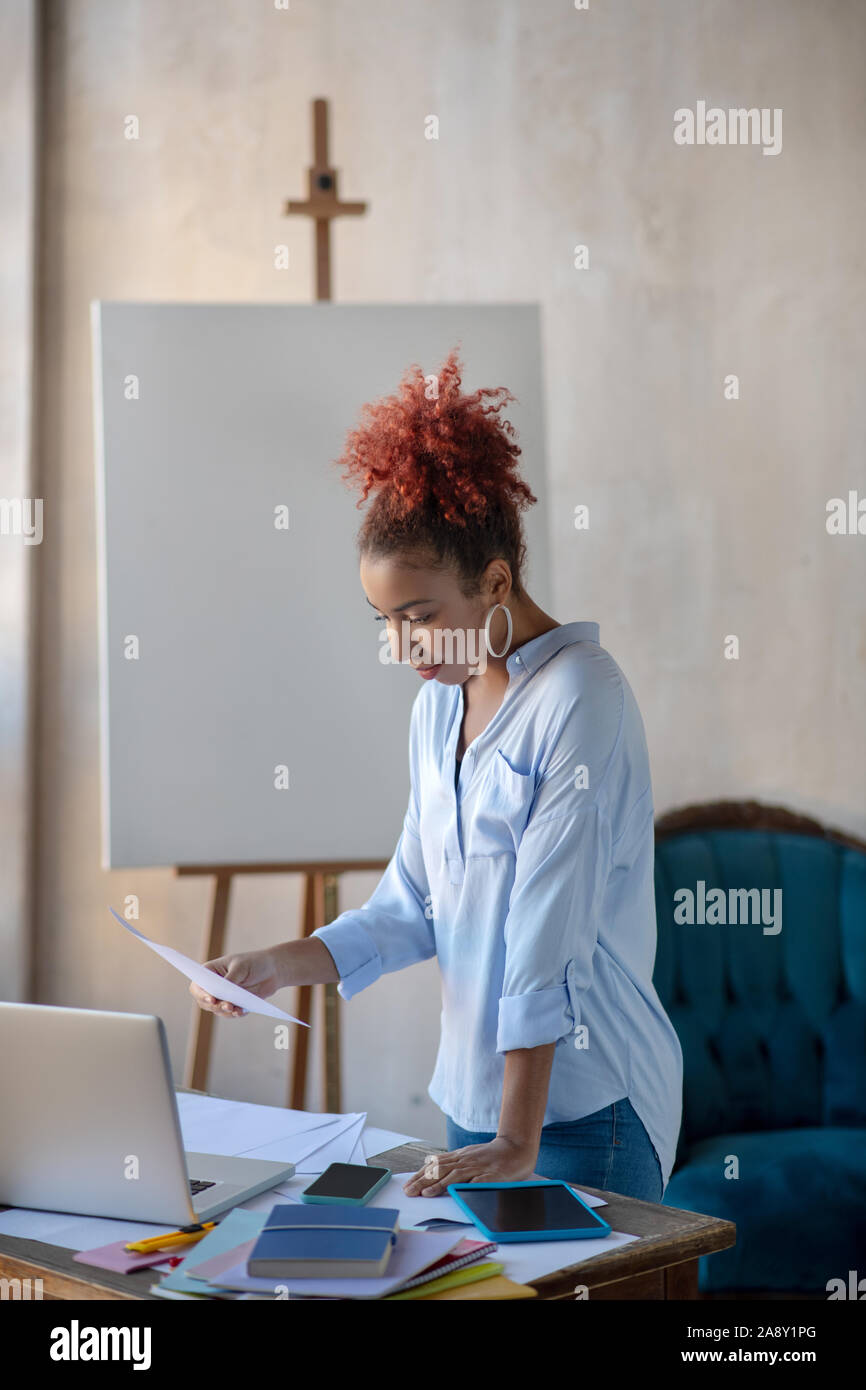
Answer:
[{"left": 444, "top": 1096, "right": 664, "bottom": 1202}]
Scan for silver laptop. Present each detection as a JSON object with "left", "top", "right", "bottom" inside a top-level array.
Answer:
[{"left": 0, "top": 1003, "right": 295, "bottom": 1225}]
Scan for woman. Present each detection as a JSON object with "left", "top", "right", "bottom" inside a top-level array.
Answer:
[{"left": 190, "top": 349, "right": 683, "bottom": 1202}]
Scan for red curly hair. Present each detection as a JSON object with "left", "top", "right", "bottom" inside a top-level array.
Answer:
[{"left": 335, "top": 346, "right": 537, "bottom": 597}]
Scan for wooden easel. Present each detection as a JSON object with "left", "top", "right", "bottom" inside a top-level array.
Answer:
[
  {"left": 285, "top": 97, "right": 367, "bottom": 299},
  {"left": 179, "top": 98, "right": 375, "bottom": 1112}
]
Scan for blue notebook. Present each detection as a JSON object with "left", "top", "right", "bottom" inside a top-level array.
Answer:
[{"left": 248, "top": 1204, "right": 400, "bottom": 1279}]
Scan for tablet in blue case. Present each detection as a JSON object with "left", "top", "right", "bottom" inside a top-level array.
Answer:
[{"left": 447, "top": 1180, "right": 612, "bottom": 1243}]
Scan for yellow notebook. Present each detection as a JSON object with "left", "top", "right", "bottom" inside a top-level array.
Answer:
[
  {"left": 385, "top": 1261, "right": 504, "bottom": 1300},
  {"left": 412, "top": 1274, "right": 538, "bottom": 1301}
]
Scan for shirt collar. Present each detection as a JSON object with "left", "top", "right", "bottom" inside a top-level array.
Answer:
[{"left": 505, "top": 621, "right": 600, "bottom": 678}]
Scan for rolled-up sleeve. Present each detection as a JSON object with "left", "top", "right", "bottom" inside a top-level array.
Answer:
[
  {"left": 311, "top": 701, "right": 435, "bottom": 1000},
  {"left": 495, "top": 714, "right": 613, "bottom": 1052}
]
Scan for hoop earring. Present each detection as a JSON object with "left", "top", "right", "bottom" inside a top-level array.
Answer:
[{"left": 483, "top": 603, "right": 513, "bottom": 659}]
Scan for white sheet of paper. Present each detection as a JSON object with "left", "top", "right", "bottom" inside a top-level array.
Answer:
[
  {"left": 245, "top": 1114, "right": 367, "bottom": 1172},
  {"left": 0, "top": 1185, "right": 299, "bottom": 1253},
  {"left": 287, "top": 1114, "right": 368, "bottom": 1174},
  {"left": 109, "top": 906, "right": 307, "bottom": 1025},
  {"left": 293, "top": 1113, "right": 366, "bottom": 1165},
  {"left": 177, "top": 1093, "right": 345, "bottom": 1157},
  {"left": 366, "top": 1173, "right": 474, "bottom": 1227},
  {"left": 224, "top": 1188, "right": 293, "bottom": 1217},
  {"left": 494, "top": 1229, "right": 639, "bottom": 1285},
  {"left": 0, "top": 1207, "right": 172, "bottom": 1251},
  {"left": 362, "top": 1125, "right": 423, "bottom": 1157}
]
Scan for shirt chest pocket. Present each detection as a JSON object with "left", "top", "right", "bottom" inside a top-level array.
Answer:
[{"left": 467, "top": 749, "right": 536, "bottom": 857}]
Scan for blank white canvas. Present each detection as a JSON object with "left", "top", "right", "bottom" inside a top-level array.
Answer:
[{"left": 92, "top": 303, "right": 551, "bottom": 868}]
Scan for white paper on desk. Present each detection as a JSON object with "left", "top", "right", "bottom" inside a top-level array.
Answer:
[
  {"left": 362, "top": 1125, "right": 423, "bottom": 1156},
  {"left": 109, "top": 906, "right": 307, "bottom": 1025},
  {"left": 176, "top": 1093, "right": 346, "bottom": 1157},
  {"left": 362, "top": 1174, "right": 473, "bottom": 1228},
  {"left": 293, "top": 1113, "right": 365, "bottom": 1165},
  {"left": 0, "top": 1179, "right": 320, "bottom": 1254},
  {"left": 267, "top": 1126, "right": 367, "bottom": 1192},
  {"left": 257, "top": 1119, "right": 404, "bottom": 1201},
  {"left": 244, "top": 1113, "right": 366, "bottom": 1173},
  {"left": 289, "top": 1114, "right": 367, "bottom": 1174},
  {"left": 0, "top": 1207, "right": 177, "bottom": 1252},
  {"left": 349, "top": 1128, "right": 366, "bottom": 1164},
  {"left": 494, "top": 1229, "right": 640, "bottom": 1285}
]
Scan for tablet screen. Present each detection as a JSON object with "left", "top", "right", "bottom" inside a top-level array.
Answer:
[{"left": 454, "top": 1183, "right": 604, "bottom": 1234}]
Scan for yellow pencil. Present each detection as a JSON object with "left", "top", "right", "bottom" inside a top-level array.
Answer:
[{"left": 125, "top": 1221, "right": 217, "bottom": 1253}]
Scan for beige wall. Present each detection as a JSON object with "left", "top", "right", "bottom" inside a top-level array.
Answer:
[
  {"left": 18, "top": 0, "right": 866, "bottom": 1139},
  {"left": 0, "top": 0, "right": 36, "bottom": 1002}
]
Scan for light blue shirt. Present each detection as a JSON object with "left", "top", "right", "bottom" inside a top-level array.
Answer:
[{"left": 313, "top": 621, "right": 683, "bottom": 1189}]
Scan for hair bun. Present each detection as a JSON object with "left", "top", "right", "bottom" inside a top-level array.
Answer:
[{"left": 336, "top": 346, "right": 536, "bottom": 526}]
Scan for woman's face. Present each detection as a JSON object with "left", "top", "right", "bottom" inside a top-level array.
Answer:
[{"left": 360, "top": 553, "right": 511, "bottom": 685}]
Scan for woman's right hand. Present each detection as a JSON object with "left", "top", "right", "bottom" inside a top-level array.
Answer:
[{"left": 188, "top": 946, "right": 286, "bottom": 1018}]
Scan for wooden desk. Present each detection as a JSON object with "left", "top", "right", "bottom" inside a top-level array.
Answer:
[{"left": 0, "top": 1136, "right": 734, "bottom": 1301}]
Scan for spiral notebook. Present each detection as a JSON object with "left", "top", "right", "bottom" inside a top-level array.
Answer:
[{"left": 390, "top": 1236, "right": 498, "bottom": 1292}]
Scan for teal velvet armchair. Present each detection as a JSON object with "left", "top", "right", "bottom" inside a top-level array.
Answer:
[{"left": 653, "top": 800, "right": 866, "bottom": 1294}]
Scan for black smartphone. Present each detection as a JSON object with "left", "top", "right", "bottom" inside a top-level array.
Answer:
[{"left": 299, "top": 1162, "right": 392, "bottom": 1206}]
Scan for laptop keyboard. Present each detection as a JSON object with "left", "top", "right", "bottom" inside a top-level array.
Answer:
[{"left": 189, "top": 1179, "right": 217, "bottom": 1195}]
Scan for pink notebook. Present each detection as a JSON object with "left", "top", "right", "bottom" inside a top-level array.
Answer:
[{"left": 73, "top": 1240, "right": 177, "bottom": 1274}]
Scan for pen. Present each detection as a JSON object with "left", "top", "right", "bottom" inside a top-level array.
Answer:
[{"left": 125, "top": 1220, "right": 219, "bottom": 1253}]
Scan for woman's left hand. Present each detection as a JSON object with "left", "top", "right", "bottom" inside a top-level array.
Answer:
[{"left": 402, "top": 1135, "right": 537, "bottom": 1196}]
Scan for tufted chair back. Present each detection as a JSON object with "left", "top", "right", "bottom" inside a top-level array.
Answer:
[{"left": 652, "top": 801, "right": 866, "bottom": 1172}]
